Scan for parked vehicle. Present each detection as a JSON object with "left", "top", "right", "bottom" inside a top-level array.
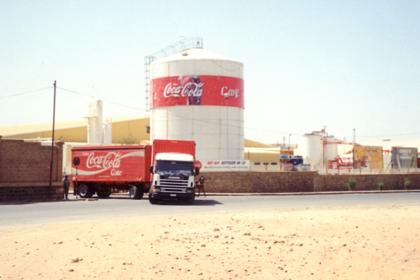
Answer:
[
  {"left": 149, "top": 139, "right": 199, "bottom": 204},
  {"left": 71, "top": 139, "right": 199, "bottom": 203}
]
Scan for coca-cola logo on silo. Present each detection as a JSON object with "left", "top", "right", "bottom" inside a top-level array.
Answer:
[
  {"left": 220, "top": 86, "right": 240, "bottom": 98},
  {"left": 163, "top": 76, "right": 203, "bottom": 105},
  {"left": 152, "top": 75, "right": 244, "bottom": 108}
]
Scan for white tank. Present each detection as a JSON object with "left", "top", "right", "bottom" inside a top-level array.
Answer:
[
  {"left": 149, "top": 48, "right": 244, "bottom": 162},
  {"left": 86, "top": 100, "right": 103, "bottom": 144},
  {"left": 303, "top": 133, "right": 323, "bottom": 170},
  {"left": 324, "top": 136, "right": 338, "bottom": 162}
]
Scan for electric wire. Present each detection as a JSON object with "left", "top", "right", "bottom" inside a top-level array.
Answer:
[
  {"left": 0, "top": 87, "right": 52, "bottom": 100},
  {"left": 57, "top": 87, "right": 145, "bottom": 113},
  {"left": 4, "top": 86, "right": 417, "bottom": 142}
]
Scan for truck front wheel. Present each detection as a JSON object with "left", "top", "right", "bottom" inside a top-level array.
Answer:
[
  {"left": 184, "top": 194, "right": 195, "bottom": 204},
  {"left": 78, "top": 184, "right": 94, "bottom": 198},
  {"left": 149, "top": 195, "right": 159, "bottom": 204}
]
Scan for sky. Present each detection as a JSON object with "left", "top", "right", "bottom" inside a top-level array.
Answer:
[{"left": 1, "top": 0, "right": 420, "bottom": 145}]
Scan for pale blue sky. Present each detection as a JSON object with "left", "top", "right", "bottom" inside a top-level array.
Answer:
[{"left": 1, "top": 0, "right": 419, "bottom": 144}]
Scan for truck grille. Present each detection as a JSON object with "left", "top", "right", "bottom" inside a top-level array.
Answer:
[{"left": 159, "top": 178, "right": 189, "bottom": 193}]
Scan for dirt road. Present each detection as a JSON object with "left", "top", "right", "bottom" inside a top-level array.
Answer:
[{"left": 1, "top": 201, "right": 419, "bottom": 279}]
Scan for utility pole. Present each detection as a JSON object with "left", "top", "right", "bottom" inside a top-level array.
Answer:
[
  {"left": 352, "top": 128, "right": 356, "bottom": 171},
  {"left": 352, "top": 128, "right": 356, "bottom": 148},
  {"left": 49, "top": 80, "right": 57, "bottom": 189}
]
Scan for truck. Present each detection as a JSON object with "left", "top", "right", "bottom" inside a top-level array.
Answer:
[{"left": 71, "top": 139, "right": 199, "bottom": 203}]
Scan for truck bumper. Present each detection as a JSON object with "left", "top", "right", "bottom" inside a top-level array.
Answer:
[{"left": 149, "top": 189, "right": 195, "bottom": 201}]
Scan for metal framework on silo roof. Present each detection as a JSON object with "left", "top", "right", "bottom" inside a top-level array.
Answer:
[{"left": 144, "top": 38, "right": 204, "bottom": 112}]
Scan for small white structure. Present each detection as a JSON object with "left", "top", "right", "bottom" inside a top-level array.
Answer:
[
  {"left": 86, "top": 100, "right": 103, "bottom": 144},
  {"left": 103, "top": 118, "right": 112, "bottom": 144}
]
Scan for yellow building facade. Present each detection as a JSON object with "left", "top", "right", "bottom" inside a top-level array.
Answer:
[{"left": 0, "top": 117, "right": 280, "bottom": 167}]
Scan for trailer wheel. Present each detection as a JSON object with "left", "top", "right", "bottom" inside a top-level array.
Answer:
[
  {"left": 129, "top": 185, "right": 143, "bottom": 200},
  {"left": 78, "top": 184, "right": 94, "bottom": 198},
  {"left": 97, "top": 187, "right": 112, "bottom": 199}
]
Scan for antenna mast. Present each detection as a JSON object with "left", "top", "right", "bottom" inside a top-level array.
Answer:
[{"left": 144, "top": 37, "right": 203, "bottom": 112}]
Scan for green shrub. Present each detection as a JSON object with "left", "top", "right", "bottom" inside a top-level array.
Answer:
[
  {"left": 376, "top": 181, "right": 384, "bottom": 191},
  {"left": 347, "top": 178, "right": 357, "bottom": 191},
  {"left": 403, "top": 178, "right": 411, "bottom": 190}
]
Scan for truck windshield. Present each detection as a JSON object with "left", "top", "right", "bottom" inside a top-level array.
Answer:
[{"left": 155, "top": 160, "right": 193, "bottom": 176}]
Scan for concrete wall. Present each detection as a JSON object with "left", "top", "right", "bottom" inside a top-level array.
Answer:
[
  {"left": 0, "top": 139, "right": 63, "bottom": 202},
  {"left": 202, "top": 172, "right": 420, "bottom": 193}
]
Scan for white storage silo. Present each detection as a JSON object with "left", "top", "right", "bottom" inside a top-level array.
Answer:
[
  {"left": 324, "top": 136, "right": 339, "bottom": 162},
  {"left": 303, "top": 132, "right": 324, "bottom": 170},
  {"left": 149, "top": 48, "right": 244, "bottom": 162}
]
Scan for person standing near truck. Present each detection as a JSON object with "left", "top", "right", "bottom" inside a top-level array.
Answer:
[
  {"left": 63, "top": 175, "right": 70, "bottom": 200},
  {"left": 196, "top": 175, "right": 207, "bottom": 197}
]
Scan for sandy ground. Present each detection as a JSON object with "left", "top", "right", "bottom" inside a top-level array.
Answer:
[{"left": 0, "top": 204, "right": 420, "bottom": 280}]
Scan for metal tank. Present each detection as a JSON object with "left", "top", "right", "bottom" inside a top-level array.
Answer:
[
  {"left": 324, "top": 136, "right": 339, "bottom": 162},
  {"left": 149, "top": 48, "right": 244, "bottom": 162},
  {"left": 303, "top": 132, "right": 324, "bottom": 170}
]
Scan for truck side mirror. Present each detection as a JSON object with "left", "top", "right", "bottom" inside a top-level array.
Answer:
[
  {"left": 149, "top": 166, "right": 154, "bottom": 173},
  {"left": 73, "top": 157, "right": 80, "bottom": 167},
  {"left": 195, "top": 167, "right": 200, "bottom": 175}
]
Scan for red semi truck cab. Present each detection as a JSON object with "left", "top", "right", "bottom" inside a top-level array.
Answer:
[{"left": 148, "top": 139, "right": 199, "bottom": 204}]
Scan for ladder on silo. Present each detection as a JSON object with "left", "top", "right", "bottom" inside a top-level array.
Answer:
[{"left": 144, "top": 37, "right": 203, "bottom": 112}]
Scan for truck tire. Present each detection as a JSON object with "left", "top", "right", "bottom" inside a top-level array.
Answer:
[
  {"left": 97, "top": 187, "right": 112, "bottom": 199},
  {"left": 129, "top": 185, "right": 143, "bottom": 200},
  {"left": 184, "top": 194, "right": 195, "bottom": 204},
  {"left": 149, "top": 195, "right": 159, "bottom": 204},
  {"left": 78, "top": 184, "right": 94, "bottom": 198}
]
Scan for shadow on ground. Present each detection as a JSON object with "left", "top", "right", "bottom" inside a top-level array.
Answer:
[{"left": 154, "top": 199, "right": 222, "bottom": 206}]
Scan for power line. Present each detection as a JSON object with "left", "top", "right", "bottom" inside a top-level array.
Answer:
[
  {"left": 346, "top": 132, "right": 420, "bottom": 139},
  {"left": 0, "top": 87, "right": 52, "bottom": 100},
  {"left": 57, "top": 86, "right": 146, "bottom": 113}
]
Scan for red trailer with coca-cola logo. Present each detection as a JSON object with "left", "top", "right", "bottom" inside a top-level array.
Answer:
[
  {"left": 71, "top": 145, "right": 151, "bottom": 199},
  {"left": 71, "top": 140, "right": 199, "bottom": 202}
]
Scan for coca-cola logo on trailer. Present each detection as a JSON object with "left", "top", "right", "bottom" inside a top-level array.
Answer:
[
  {"left": 86, "top": 152, "right": 123, "bottom": 176},
  {"left": 152, "top": 75, "right": 244, "bottom": 108},
  {"left": 74, "top": 150, "right": 145, "bottom": 177},
  {"left": 87, "top": 152, "right": 122, "bottom": 169}
]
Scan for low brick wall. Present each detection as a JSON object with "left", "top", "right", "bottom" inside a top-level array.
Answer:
[
  {"left": 202, "top": 172, "right": 317, "bottom": 193},
  {"left": 202, "top": 172, "right": 420, "bottom": 193},
  {"left": 314, "top": 173, "right": 420, "bottom": 192},
  {"left": 0, "top": 139, "right": 64, "bottom": 202},
  {"left": 0, "top": 183, "right": 63, "bottom": 202}
]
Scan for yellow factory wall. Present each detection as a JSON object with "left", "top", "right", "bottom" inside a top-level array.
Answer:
[
  {"left": 4, "top": 126, "right": 87, "bottom": 142},
  {"left": 2, "top": 117, "right": 280, "bottom": 163},
  {"left": 244, "top": 151, "right": 279, "bottom": 163},
  {"left": 244, "top": 139, "right": 270, "bottom": 148},
  {"left": 111, "top": 118, "right": 149, "bottom": 144}
]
